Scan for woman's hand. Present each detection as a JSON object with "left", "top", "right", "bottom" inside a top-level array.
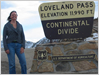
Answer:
[
  {"left": 20, "top": 47, "right": 24, "bottom": 54},
  {"left": 5, "top": 49, "right": 10, "bottom": 54}
]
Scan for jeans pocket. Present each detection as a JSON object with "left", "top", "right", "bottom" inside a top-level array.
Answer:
[
  {"left": 7, "top": 43, "right": 13, "bottom": 48},
  {"left": 17, "top": 43, "right": 22, "bottom": 48}
]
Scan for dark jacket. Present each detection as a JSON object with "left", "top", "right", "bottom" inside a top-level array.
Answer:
[{"left": 3, "top": 21, "right": 25, "bottom": 51}]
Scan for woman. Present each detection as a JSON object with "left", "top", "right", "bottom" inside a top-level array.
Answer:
[{"left": 3, "top": 11, "right": 27, "bottom": 74}]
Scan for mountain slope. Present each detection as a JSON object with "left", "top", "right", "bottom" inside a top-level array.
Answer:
[{"left": 1, "top": 41, "right": 34, "bottom": 49}]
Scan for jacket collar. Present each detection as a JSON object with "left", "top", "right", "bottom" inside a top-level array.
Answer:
[{"left": 8, "top": 21, "right": 20, "bottom": 34}]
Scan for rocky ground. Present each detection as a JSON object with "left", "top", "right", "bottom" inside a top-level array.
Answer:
[{"left": 1, "top": 48, "right": 35, "bottom": 74}]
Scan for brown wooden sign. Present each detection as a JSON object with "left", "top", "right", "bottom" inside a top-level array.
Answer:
[
  {"left": 39, "top": 1, "right": 95, "bottom": 39},
  {"left": 52, "top": 54, "right": 96, "bottom": 61}
]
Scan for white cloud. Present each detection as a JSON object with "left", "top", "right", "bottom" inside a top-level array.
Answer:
[
  {"left": 1, "top": 1, "right": 44, "bottom": 42},
  {"left": 1, "top": 1, "right": 42, "bottom": 29},
  {"left": 1, "top": 35, "right": 3, "bottom": 41},
  {"left": 94, "top": 10, "right": 98, "bottom": 19},
  {"left": 24, "top": 27, "right": 45, "bottom": 42}
]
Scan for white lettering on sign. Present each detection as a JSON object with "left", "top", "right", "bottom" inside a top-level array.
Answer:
[
  {"left": 46, "top": 20, "right": 89, "bottom": 35},
  {"left": 46, "top": 20, "right": 89, "bottom": 28},
  {"left": 58, "top": 28, "right": 79, "bottom": 35}
]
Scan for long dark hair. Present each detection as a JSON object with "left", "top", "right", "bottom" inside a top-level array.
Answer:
[{"left": 7, "top": 11, "right": 17, "bottom": 22}]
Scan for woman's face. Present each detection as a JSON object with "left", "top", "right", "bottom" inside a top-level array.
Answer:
[{"left": 10, "top": 12, "right": 17, "bottom": 21}]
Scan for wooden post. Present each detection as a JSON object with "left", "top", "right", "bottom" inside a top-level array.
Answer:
[{"left": 50, "top": 39, "right": 52, "bottom": 43}]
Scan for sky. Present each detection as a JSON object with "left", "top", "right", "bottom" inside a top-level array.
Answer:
[{"left": 1, "top": 1, "right": 98, "bottom": 43}]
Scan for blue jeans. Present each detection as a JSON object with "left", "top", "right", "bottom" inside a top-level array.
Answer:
[{"left": 7, "top": 43, "right": 27, "bottom": 74}]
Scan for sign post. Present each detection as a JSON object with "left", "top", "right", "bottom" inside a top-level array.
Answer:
[{"left": 39, "top": 1, "right": 95, "bottom": 39}]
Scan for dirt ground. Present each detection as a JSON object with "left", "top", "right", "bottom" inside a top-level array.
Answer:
[{"left": 1, "top": 48, "right": 35, "bottom": 74}]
